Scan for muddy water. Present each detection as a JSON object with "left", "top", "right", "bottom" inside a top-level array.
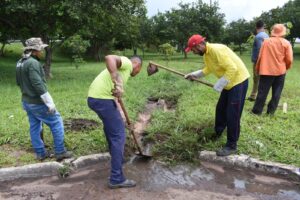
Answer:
[
  {"left": 132, "top": 99, "right": 170, "bottom": 156},
  {"left": 0, "top": 159, "right": 299, "bottom": 200}
]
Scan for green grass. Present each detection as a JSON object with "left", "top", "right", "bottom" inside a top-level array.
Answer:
[{"left": 0, "top": 42, "right": 300, "bottom": 167}]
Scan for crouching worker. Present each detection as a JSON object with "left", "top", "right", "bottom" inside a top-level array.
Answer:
[
  {"left": 87, "top": 55, "right": 142, "bottom": 189},
  {"left": 185, "top": 34, "right": 250, "bottom": 156},
  {"left": 16, "top": 38, "right": 72, "bottom": 161}
]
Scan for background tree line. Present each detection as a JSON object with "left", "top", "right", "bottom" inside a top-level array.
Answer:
[{"left": 1, "top": 0, "right": 299, "bottom": 78}]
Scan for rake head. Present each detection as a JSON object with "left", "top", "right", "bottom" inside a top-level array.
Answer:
[{"left": 147, "top": 63, "right": 159, "bottom": 76}]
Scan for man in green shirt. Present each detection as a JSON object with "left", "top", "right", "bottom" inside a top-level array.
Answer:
[
  {"left": 16, "top": 38, "right": 72, "bottom": 161},
  {"left": 87, "top": 55, "right": 142, "bottom": 189}
]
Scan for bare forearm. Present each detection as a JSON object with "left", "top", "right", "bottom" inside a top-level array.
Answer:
[{"left": 105, "top": 55, "right": 121, "bottom": 81}]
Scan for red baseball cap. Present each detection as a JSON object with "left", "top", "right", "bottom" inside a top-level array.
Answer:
[{"left": 185, "top": 34, "right": 206, "bottom": 53}]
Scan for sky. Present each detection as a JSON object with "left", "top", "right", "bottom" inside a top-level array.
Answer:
[{"left": 146, "top": 0, "right": 290, "bottom": 23}]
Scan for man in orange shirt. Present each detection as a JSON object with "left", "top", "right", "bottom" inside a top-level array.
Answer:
[{"left": 252, "top": 24, "right": 293, "bottom": 115}]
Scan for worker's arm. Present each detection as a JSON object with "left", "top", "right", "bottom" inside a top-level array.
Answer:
[
  {"left": 105, "top": 55, "right": 123, "bottom": 97},
  {"left": 213, "top": 50, "right": 238, "bottom": 92},
  {"left": 285, "top": 42, "right": 293, "bottom": 70},
  {"left": 105, "top": 55, "right": 122, "bottom": 80}
]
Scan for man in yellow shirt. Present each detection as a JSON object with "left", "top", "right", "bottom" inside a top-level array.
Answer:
[
  {"left": 185, "top": 34, "right": 250, "bottom": 156},
  {"left": 87, "top": 55, "right": 142, "bottom": 189}
]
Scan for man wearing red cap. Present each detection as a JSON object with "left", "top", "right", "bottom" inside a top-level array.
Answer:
[{"left": 185, "top": 34, "right": 250, "bottom": 156}]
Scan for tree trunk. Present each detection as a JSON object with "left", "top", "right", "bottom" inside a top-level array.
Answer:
[
  {"left": 40, "top": 36, "right": 53, "bottom": 79},
  {"left": 291, "top": 38, "right": 295, "bottom": 48},
  {"left": 0, "top": 43, "right": 6, "bottom": 57},
  {"left": 239, "top": 44, "right": 242, "bottom": 55},
  {"left": 133, "top": 47, "right": 137, "bottom": 55},
  {"left": 44, "top": 47, "right": 53, "bottom": 79},
  {"left": 89, "top": 41, "right": 101, "bottom": 62},
  {"left": 99, "top": 45, "right": 110, "bottom": 61},
  {"left": 142, "top": 46, "right": 145, "bottom": 58}
]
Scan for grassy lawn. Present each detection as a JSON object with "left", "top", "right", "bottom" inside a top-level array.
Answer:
[{"left": 0, "top": 43, "right": 299, "bottom": 167}]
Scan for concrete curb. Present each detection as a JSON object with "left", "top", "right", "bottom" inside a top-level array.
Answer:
[
  {"left": 1, "top": 151, "right": 299, "bottom": 182},
  {"left": 68, "top": 153, "right": 110, "bottom": 169},
  {"left": 199, "top": 150, "right": 300, "bottom": 181},
  {"left": 0, "top": 162, "right": 64, "bottom": 181},
  {"left": 0, "top": 153, "right": 111, "bottom": 182}
]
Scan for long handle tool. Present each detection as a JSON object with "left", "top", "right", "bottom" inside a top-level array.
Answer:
[
  {"left": 147, "top": 61, "right": 214, "bottom": 88},
  {"left": 117, "top": 98, "right": 152, "bottom": 158}
]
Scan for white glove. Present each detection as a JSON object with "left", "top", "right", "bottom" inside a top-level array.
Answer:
[
  {"left": 213, "top": 77, "right": 229, "bottom": 92},
  {"left": 40, "top": 92, "right": 56, "bottom": 114},
  {"left": 184, "top": 70, "right": 205, "bottom": 80}
]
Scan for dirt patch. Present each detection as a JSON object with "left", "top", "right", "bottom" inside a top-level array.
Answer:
[
  {"left": 64, "top": 118, "right": 100, "bottom": 132},
  {"left": 0, "top": 144, "right": 33, "bottom": 167},
  {"left": 154, "top": 133, "right": 169, "bottom": 143},
  {"left": 147, "top": 97, "right": 177, "bottom": 110},
  {"left": 128, "top": 98, "right": 176, "bottom": 156}
]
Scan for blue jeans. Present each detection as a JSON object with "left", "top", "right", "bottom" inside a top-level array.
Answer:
[
  {"left": 87, "top": 97, "right": 126, "bottom": 185},
  {"left": 215, "top": 79, "right": 248, "bottom": 149},
  {"left": 22, "top": 102, "right": 65, "bottom": 157}
]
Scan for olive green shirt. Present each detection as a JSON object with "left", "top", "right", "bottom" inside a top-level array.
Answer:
[{"left": 16, "top": 56, "right": 47, "bottom": 104}]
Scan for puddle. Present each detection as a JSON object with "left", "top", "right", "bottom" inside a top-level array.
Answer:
[
  {"left": 234, "top": 178, "right": 247, "bottom": 189},
  {"left": 1, "top": 159, "right": 300, "bottom": 200}
]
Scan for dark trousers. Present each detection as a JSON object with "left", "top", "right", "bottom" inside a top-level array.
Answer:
[
  {"left": 252, "top": 74, "right": 285, "bottom": 115},
  {"left": 215, "top": 79, "right": 248, "bottom": 149},
  {"left": 87, "top": 97, "right": 126, "bottom": 184}
]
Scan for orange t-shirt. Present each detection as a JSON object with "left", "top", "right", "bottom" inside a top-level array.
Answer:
[{"left": 256, "top": 37, "right": 293, "bottom": 75}]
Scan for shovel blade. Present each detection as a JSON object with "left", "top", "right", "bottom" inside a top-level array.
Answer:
[{"left": 147, "top": 63, "right": 159, "bottom": 76}]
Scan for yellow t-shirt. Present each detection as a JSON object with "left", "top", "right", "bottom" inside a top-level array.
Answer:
[
  {"left": 202, "top": 43, "right": 250, "bottom": 90},
  {"left": 88, "top": 56, "right": 133, "bottom": 99}
]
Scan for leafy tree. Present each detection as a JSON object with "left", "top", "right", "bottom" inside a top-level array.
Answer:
[
  {"left": 280, "top": 0, "right": 300, "bottom": 46},
  {"left": 67, "top": 0, "right": 146, "bottom": 60},
  {"left": 0, "top": 0, "right": 76, "bottom": 78},
  {"left": 159, "top": 43, "right": 176, "bottom": 64},
  {"left": 61, "top": 34, "right": 90, "bottom": 69},
  {"left": 0, "top": 0, "right": 146, "bottom": 75},
  {"left": 151, "top": 0, "right": 225, "bottom": 58},
  {"left": 223, "top": 19, "right": 252, "bottom": 55}
]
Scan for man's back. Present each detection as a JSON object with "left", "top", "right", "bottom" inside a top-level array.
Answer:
[
  {"left": 16, "top": 56, "right": 47, "bottom": 104},
  {"left": 257, "top": 37, "right": 293, "bottom": 75},
  {"left": 88, "top": 56, "right": 133, "bottom": 99},
  {"left": 252, "top": 31, "right": 269, "bottom": 63}
]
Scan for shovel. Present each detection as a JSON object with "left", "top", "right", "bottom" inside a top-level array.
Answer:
[
  {"left": 117, "top": 98, "right": 152, "bottom": 158},
  {"left": 147, "top": 61, "right": 213, "bottom": 88}
]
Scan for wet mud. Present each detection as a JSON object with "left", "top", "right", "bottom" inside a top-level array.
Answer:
[
  {"left": 0, "top": 159, "right": 299, "bottom": 200},
  {"left": 64, "top": 118, "right": 100, "bottom": 132},
  {"left": 131, "top": 98, "right": 173, "bottom": 156}
]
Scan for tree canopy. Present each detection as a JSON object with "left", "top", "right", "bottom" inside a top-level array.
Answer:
[{"left": 1, "top": 0, "right": 299, "bottom": 76}]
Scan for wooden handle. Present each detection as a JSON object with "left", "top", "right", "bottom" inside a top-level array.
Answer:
[
  {"left": 149, "top": 61, "right": 214, "bottom": 88},
  {"left": 117, "top": 98, "right": 143, "bottom": 155},
  {"left": 118, "top": 98, "right": 131, "bottom": 125}
]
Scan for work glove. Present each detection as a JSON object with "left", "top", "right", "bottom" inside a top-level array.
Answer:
[
  {"left": 111, "top": 73, "right": 124, "bottom": 98},
  {"left": 213, "top": 77, "right": 229, "bottom": 92},
  {"left": 184, "top": 70, "right": 205, "bottom": 81},
  {"left": 40, "top": 92, "right": 56, "bottom": 114}
]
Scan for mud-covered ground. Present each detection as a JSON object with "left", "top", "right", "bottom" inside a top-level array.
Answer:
[{"left": 1, "top": 158, "right": 299, "bottom": 200}]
